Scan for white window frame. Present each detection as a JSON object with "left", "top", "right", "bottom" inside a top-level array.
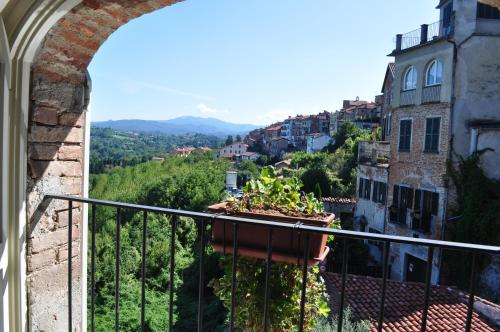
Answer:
[
  {"left": 403, "top": 66, "right": 417, "bottom": 91},
  {"left": 425, "top": 60, "right": 443, "bottom": 87}
]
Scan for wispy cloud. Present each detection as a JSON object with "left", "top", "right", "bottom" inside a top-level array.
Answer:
[
  {"left": 94, "top": 73, "right": 214, "bottom": 101},
  {"left": 258, "top": 108, "right": 293, "bottom": 122},
  {"left": 195, "top": 103, "right": 229, "bottom": 114}
]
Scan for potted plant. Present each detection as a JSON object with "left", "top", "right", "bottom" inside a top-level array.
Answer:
[
  {"left": 209, "top": 167, "right": 336, "bottom": 330},
  {"left": 208, "top": 166, "right": 335, "bottom": 265}
]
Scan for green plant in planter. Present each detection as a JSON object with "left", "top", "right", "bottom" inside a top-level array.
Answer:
[
  {"left": 210, "top": 258, "right": 330, "bottom": 331},
  {"left": 213, "top": 167, "right": 334, "bottom": 331},
  {"left": 227, "top": 166, "right": 324, "bottom": 216}
]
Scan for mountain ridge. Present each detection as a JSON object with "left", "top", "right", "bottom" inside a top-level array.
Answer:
[{"left": 92, "top": 116, "right": 260, "bottom": 137}]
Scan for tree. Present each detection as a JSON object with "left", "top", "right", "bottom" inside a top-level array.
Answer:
[
  {"left": 235, "top": 134, "right": 242, "bottom": 142},
  {"left": 225, "top": 135, "right": 234, "bottom": 146},
  {"left": 237, "top": 160, "right": 259, "bottom": 187},
  {"left": 327, "top": 121, "right": 366, "bottom": 152},
  {"left": 301, "top": 167, "right": 331, "bottom": 197}
]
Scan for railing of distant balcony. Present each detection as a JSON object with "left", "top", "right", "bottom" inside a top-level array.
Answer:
[
  {"left": 45, "top": 194, "right": 500, "bottom": 332},
  {"left": 422, "top": 85, "right": 442, "bottom": 103},
  {"left": 395, "top": 19, "right": 454, "bottom": 52},
  {"left": 400, "top": 89, "right": 417, "bottom": 106}
]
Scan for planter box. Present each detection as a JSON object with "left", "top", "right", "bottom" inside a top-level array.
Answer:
[{"left": 208, "top": 202, "right": 335, "bottom": 266}]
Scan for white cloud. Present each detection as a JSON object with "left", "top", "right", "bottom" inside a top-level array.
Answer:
[
  {"left": 195, "top": 103, "right": 229, "bottom": 114},
  {"left": 258, "top": 108, "right": 293, "bottom": 123}
]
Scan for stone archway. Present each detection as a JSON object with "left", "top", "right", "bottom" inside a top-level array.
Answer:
[{"left": 26, "top": 1, "right": 183, "bottom": 330}]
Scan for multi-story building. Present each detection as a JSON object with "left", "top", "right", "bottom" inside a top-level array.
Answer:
[
  {"left": 383, "top": 0, "right": 500, "bottom": 285},
  {"left": 306, "top": 133, "right": 331, "bottom": 154}
]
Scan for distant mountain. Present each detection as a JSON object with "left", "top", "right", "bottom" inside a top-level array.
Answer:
[{"left": 92, "top": 116, "right": 260, "bottom": 137}]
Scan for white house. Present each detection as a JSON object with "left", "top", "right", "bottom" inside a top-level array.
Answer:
[
  {"left": 306, "top": 133, "right": 331, "bottom": 153},
  {"left": 218, "top": 142, "right": 248, "bottom": 159}
]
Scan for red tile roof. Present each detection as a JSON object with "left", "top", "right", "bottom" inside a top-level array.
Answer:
[{"left": 323, "top": 273, "right": 500, "bottom": 332}]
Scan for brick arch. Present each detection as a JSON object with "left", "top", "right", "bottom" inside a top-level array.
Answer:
[{"left": 27, "top": 1, "right": 182, "bottom": 330}]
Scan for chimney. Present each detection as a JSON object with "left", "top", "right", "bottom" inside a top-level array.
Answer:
[
  {"left": 396, "top": 34, "right": 403, "bottom": 52},
  {"left": 420, "top": 24, "right": 429, "bottom": 44}
]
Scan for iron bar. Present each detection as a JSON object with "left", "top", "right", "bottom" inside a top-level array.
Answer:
[
  {"left": 90, "top": 203, "right": 96, "bottom": 332},
  {"left": 377, "top": 242, "right": 390, "bottom": 332},
  {"left": 169, "top": 215, "right": 177, "bottom": 331},
  {"left": 46, "top": 195, "right": 500, "bottom": 255},
  {"left": 263, "top": 228, "right": 273, "bottom": 331},
  {"left": 298, "top": 232, "right": 310, "bottom": 332},
  {"left": 337, "top": 238, "right": 349, "bottom": 332},
  {"left": 197, "top": 219, "right": 206, "bottom": 332},
  {"left": 68, "top": 201, "right": 73, "bottom": 332},
  {"left": 465, "top": 253, "right": 477, "bottom": 332},
  {"left": 115, "top": 208, "right": 121, "bottom": 332},
  {"left": 141, "top": 211, "right": 148, "bottom": 332},
  {"left": 229, "top": 223, "right": 239, "bottom": 332},
  {"left": 420, "top": 247, "right": 434, "bottom": 332}
]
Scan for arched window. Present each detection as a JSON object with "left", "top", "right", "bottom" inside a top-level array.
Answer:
[
  {"left": 425, "top": 60, "right": 443, "bottom": 86},
  {"left": 403, "top": 66, "right": 417, "bottom": 91}
]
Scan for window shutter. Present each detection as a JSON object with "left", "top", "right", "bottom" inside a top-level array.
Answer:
[
  {"left": 393, "top": 185, "right": 400, "bottom": 208},
  {"left": 358, "top": 179, "right": 363, "bottom": 198},
  {"left": 414, "top": 189, "right": 422, "bottom": 210},
  {"left": 431, "top": 192, "right": 439, "bottom": 215}
]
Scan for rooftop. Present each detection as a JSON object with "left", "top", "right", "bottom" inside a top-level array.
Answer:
[{"left": 324, "top": 273, "right": 500, "bottom": 332}]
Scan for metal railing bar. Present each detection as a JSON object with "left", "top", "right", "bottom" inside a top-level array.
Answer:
[
  {"left": 263, "top": 228, "right": 273, "bottom": 332},
  {"left": 115, "top": 208, "right": 121, "bottom": 332},
  {"left": 197, "top": 218, "right": 206, "bottom": 332},
  {"left": 169, "top": 215, "right": 177, "bottom": 331},
  {"left": 465, "top": 253, "right": 477, "bottom": 332},
  {"left": 68, "top": 201, "right": 73, "bottom": 332},
  {"left": 298, "top": 233, "right": 310, "bottom": 332},
  {"left": 91, "top": 203, "right": 96, "bottom": 332},
  {"left": 377, "top": 242, "right": 390, "bottom": 332},
  {"left": 229, "top": 223, "right": 239, "bottom": 332},
  {"left": 45, "top": 195, "right": 500, "bottom": 254},
  {"left": 141, "top": 211, "right": 147, "bottom": 332},
  {"left": 420, "top": 247, "right": 434, "bottom": 332},
  {"left": 337, "top": 238, "right": 349, "bottom": 332}
]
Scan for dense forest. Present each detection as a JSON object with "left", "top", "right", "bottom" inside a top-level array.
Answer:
[
  {"left": 90, "top": 127, "right": 223, "bottom": 173},
  {"left": 89, "top": 153, "right": 231, "bottom": 331}
]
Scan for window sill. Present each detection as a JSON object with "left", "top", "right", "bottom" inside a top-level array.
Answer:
[
  {"left": 398, "top": 149, "right": 411, "bottom": 153},
  {"left": 424, "top": 83, "right": 441, "bottom": 88}
]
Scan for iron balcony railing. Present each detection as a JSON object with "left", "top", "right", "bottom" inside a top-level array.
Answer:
[
  {"left": 45, "top": 194, "right": 500, "bottom": 332},
  {"left": 395, "top": 19, "right": 455, "bottom": 52}
]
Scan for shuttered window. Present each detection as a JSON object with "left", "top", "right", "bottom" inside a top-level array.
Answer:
[
  {"left": 399, "top": 120, "right": 412, "bottom": 151},
  {"left": 424, "top": 117, "right": 440, "bottom": 152}
]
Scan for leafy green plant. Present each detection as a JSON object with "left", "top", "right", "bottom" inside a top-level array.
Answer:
[
  {"left": 211, "top": 257, "right": 331, "bottom": 332},
  {"left": 228, "top": 166, "right": 324, "bottom": 216},
  {"left": 315, "top": 307, "right": 371, "bottom": 332}
]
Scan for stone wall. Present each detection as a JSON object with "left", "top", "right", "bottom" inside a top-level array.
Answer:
[{"left": 26, "top": 0, "right": 181, "bottom": 330}]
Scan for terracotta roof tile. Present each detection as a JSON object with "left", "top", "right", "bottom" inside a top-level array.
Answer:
[{"left": 323, "top": 273, "right": 500, "bottom": 332}]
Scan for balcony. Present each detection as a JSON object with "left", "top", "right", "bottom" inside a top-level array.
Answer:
[
  {"left": 422, "top": 85, "right": 442, "bottom": 103},
  {"left": 358, "top": 141, "right": 390, "bottom": 166},
  {"left": 45, "top": 194, "right": 500, "bottom": 331},
  {"left": 392, "top": 19, "right": 454, "bottom": 54},
  {"left": 400, "top": 89, "right": 417, "bottom": 106}
]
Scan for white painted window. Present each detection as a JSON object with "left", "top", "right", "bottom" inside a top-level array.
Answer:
[
  {"left": 425, "top": 60, "right": 443, "bottom": 86},
  {"left": 403, "top": 66, "right": 417, "bottom": 91}
]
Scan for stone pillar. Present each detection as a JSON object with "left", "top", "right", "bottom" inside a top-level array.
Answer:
[{"left": 26, "top": 69, "right": 90, "bottom": 331}]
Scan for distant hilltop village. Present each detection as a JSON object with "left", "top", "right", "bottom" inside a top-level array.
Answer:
[{"left": 216, "top": 98, "right": 383, "bottom": 161}]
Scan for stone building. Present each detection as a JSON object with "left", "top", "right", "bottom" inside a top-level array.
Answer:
[{"left": 385, "top": 0, "right": 500, "bottom": 284}]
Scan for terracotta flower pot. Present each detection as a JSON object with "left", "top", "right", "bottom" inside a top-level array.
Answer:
[{"left": 208, "top": 202, "right": 335, "bottom": 266}]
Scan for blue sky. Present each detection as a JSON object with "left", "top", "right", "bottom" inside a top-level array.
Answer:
[{"left": 88, "top": 0, "right": 438, "bottom": 125}]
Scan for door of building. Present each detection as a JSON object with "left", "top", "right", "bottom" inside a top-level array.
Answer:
[{"left": 405, "top": 254, "right": 427, "bottom": 283}]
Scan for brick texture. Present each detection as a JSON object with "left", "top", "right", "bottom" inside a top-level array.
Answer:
[{"left": 26, "top": 1, "right": 184, "bottom": 330}]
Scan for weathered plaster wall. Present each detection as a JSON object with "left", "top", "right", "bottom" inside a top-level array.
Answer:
[
  {"left": 355, "top": 164, "right": 388, "bottom": 233},
  {"left": 26, "top": 0, "right": 182, "bottom": 330},
  {"left": 452, "top": 35, "right": 500, "bottom": 177}
]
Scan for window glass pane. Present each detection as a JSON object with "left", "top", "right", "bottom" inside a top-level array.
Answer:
[
  {"left": 427, "top": 62, "right": 436, "bottom": 85},
  {"left": 436, "top": 61, "right": 443, "bottom": 83}
]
